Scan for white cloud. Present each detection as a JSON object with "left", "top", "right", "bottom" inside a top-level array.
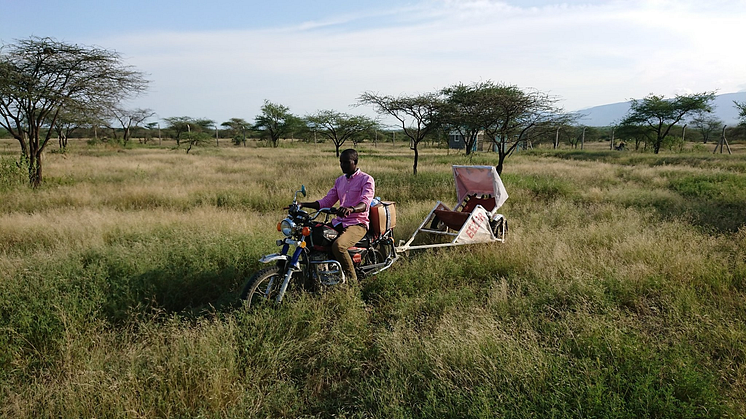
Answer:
[{"left": 99, "top": 0, "right": 746, "bottom": 123}]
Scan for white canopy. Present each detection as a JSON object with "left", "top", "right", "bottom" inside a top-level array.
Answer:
[{"left": 452, "top": 165, "right": 509, "bottom": 211}]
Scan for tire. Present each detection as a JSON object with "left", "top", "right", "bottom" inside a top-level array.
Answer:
[
  {"left": 380, "top": 237, "right": 396, "bottom": 261},
  {"left": 365, "top": 246, "right": 385, "bottom": 266},
  {"left": 491, "top": 218, "right": 508, "bottom": 240},
  {"left": 429, "top": 215, "right": 444, "bottom": 230},
  {"left": 362, "top": 237, "right": 396, "bottom": 278},
  {"left": 240, "top": 265, "right": 284, "bottom": 307}
]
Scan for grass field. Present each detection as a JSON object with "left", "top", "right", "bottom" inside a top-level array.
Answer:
[{"left": 1, "top": 138, "right": 745, "bottom": 418}]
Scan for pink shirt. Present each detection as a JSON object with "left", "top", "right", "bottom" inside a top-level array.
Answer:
[{"left": 317, "top": 169, "right": 375, "bottom": 228}]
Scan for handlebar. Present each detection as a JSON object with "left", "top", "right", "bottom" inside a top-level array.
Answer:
[{"left": 300, "top": 207, "right": 340, "bottom": 223}]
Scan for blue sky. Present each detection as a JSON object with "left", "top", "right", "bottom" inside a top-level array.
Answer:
[{"left": 2, "top": 0, "right": 745, "bottom": 126}]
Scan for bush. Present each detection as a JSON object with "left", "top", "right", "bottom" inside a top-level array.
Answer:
[{"left": 0, "top": 156, "right": 27, "bottom": 189}]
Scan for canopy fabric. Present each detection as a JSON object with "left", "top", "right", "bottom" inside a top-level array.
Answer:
[{"left": 452, "top": 165, "right": 509, "bottom": 211}]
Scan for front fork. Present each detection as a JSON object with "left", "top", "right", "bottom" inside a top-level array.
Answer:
[
  {"left": 274, "top": 245, "right": 304, "bottom": 303},
  {"left": 259, "top": 239, "right": 308, "bottom": 304}
]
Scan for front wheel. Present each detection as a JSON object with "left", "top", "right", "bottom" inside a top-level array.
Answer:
[{"left": 240, "top": 265, "right": 284, "bottom": 307}]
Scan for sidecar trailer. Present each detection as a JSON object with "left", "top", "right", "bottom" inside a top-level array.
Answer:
[{"left": 396, "top": 165, "right": 508, "bottom": 252}]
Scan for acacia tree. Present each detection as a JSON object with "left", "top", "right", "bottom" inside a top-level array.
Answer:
[
  {"left": 221, "top": 117, "right": 251, "bottom": 146},
  {"left": 616, "top": 122, "right": 654, "bottom": 151},
  {"left": 305, "top": 110, "right": 379, "bottom": 157},
  {"left": 163, "top": 116, "right": 191, "bottom": 146},
  {"left": 735, "top": 101, "right": 746, "bottom": 125},
  {"left": 184, "top": 130, "right": 213, "bottom": 154},
  {"left": 459, "top": 81, "right": 570, "bottom": 174},
  {"left": 440, "top": 82, "right": 492, "bottom": 156},
  {"left": 107, "top": 106, "right": 155, "bottom": 146},
  {"left": 690, "top": 111, "right": 723, "bottom": 144},
  {"left": 253, "top": 100, "right": 298, "bottom": 148},
  {"left": 359, "top": 92, "right": 441, "bottom": 175},
  {"left": 0, "top": 37, "right": 148, "bottom": 186},
  {"left": 163, "top": 116, "right": 212, "bottom": 147},
  {"left": 621, "top": 92, "right": 715, "bottom": 154},
  {"left": 50, "top": 102, "right": 99, "bottom": 151},
  {"left": 163, "top": 117, "right": 214, "bottom": 153}
]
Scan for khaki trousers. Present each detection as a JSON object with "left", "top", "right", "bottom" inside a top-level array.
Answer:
[{"left": 331, "top": 224, "right": 367, "bottom": 282}]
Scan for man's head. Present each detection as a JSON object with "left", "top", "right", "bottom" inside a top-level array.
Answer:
[{"left": 340, "top": 149, "right": 358, "bottom": 176}]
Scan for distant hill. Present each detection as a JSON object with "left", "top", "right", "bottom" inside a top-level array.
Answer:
[{"left": 576, "top": 92, "right": 746, "bottom": 127}]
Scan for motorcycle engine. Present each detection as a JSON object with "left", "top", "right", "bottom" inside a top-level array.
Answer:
[{"left": 310, "top": 252, "right": 344, "bottom": 286}]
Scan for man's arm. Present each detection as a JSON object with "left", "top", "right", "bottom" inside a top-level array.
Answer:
[
  {"left": 315, "top": 179, "right": 341, "bottom": 209},
  {"left": 299, "top": 201, "right": 320, "bottom": 210}
]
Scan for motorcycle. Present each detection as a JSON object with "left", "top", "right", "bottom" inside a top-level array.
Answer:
[{"left": 240, "top": 185, "right": 398, "bottom": 306}]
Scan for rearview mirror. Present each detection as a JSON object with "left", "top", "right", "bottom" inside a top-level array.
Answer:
[{"left": 300, "top": 185, "right": 307, "bottom": 197}]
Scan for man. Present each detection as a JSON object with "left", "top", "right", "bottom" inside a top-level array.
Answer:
[{"left": 300, "top": 149, "right": 375, "bottom": 282}]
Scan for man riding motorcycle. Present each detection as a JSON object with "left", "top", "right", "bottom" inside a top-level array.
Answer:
[{"left": 299, "top": 148, "right": 375, "bottom": 282}]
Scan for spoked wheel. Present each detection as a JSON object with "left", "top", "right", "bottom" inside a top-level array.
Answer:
[
  {"left": 240, "top": 266, "right": 284, "bottom": 308},
  {"left": 380, "top": 237, "right": 396, "bottom": 261},
  {"left": 365, "top": 246, "right": 386, "bottom": 266},
  {"left": 361, "top": 238, "right": 396, "bottom": 278}
]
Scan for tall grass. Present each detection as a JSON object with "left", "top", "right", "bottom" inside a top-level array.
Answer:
[{"left": 1, "top": 139, "right": 745, "bottom": 417}]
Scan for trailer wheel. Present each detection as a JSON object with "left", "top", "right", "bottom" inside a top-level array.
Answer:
[
  {"left": 491, "top": 218, "right": 508, "bottom": 240},
  {"left": 429, "top": 215, "right": 445, "bottom": 230}
]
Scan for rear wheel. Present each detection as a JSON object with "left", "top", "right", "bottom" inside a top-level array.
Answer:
[
  {"left": 240, "top": 266, "right": 284, "bottom": 307},
  {"left": 365, "top": 246, "right": 385, "bottom": 266},
  {"left": 361, "top": 238, "right": 396, "bottom": 278}
]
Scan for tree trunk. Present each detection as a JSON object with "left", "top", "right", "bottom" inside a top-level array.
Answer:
[
  {"left": 496, "top": 152, "right": 506, "bottom": 175},
  {"left": 28, "top": 150, "right": 43, "bottom": 187},
  {"left": 555, "top": 127, "right": 560, "bottom": 149},
  {"left": 17, "top": 132, "right": 30, "bottom": 158},
  {"left": 412, "top": 144, "right": 419, "bottom": 175},
  {"left": 654, "top": 138, "right": 662, "bottom": 154}
]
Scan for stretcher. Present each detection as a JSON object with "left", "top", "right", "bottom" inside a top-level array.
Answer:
[{"left": 396, "top": 165, "right": 508, "bottom": 252}]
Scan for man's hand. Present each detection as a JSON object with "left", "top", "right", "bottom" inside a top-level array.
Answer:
[
  {"left": 337, "top": 206, "right": 355, "bottom": 217},
  {"left": 299, "top": 201, "right": 320, "bottom": 210}
]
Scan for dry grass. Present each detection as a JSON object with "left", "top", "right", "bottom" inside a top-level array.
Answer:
[{"left": 1, "top": 138, "right": 745, "bottom": 417}]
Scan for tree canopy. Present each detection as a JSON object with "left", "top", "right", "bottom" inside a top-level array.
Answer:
[
  {"left": 305, "top": 110, "right": 379, "bottom": 157},
  {"left": 440, "top": 83, "right": 491, "bottom": 156},
  {"left": 163, "top": 116, "right": 213, "bottom": 146},
  {"left": 253, "top": 100, "right": 300, "bottom": 148},
  {"left": 440, "top": 81, "right": 570, "bottom": 174},
  {"left": 690, "top": 111, "right": 723, "bottom": 144},
  {"left": 221, "top": 118, "right": 251, "bottom": 146},
  {"left": 107, "top": 107, "right": 155, "bottom": 146},
  {"left": 359, "top": 92, "right": 441, "bottom": 175},
  {"left": 621, "top": 92, "right": 715, "bottom": 154}
]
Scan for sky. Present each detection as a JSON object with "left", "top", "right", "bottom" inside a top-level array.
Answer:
[{"left": 2, "top": 0, "right": 745, "bottom": 126}]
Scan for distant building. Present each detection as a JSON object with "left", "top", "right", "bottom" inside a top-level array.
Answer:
[{"left": 449, "top": 131, "right": 485, "bottom": 151}]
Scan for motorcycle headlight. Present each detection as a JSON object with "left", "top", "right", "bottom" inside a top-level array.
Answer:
[{"left": 280, "top": 218, "right": 295, "bottom": 237}]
